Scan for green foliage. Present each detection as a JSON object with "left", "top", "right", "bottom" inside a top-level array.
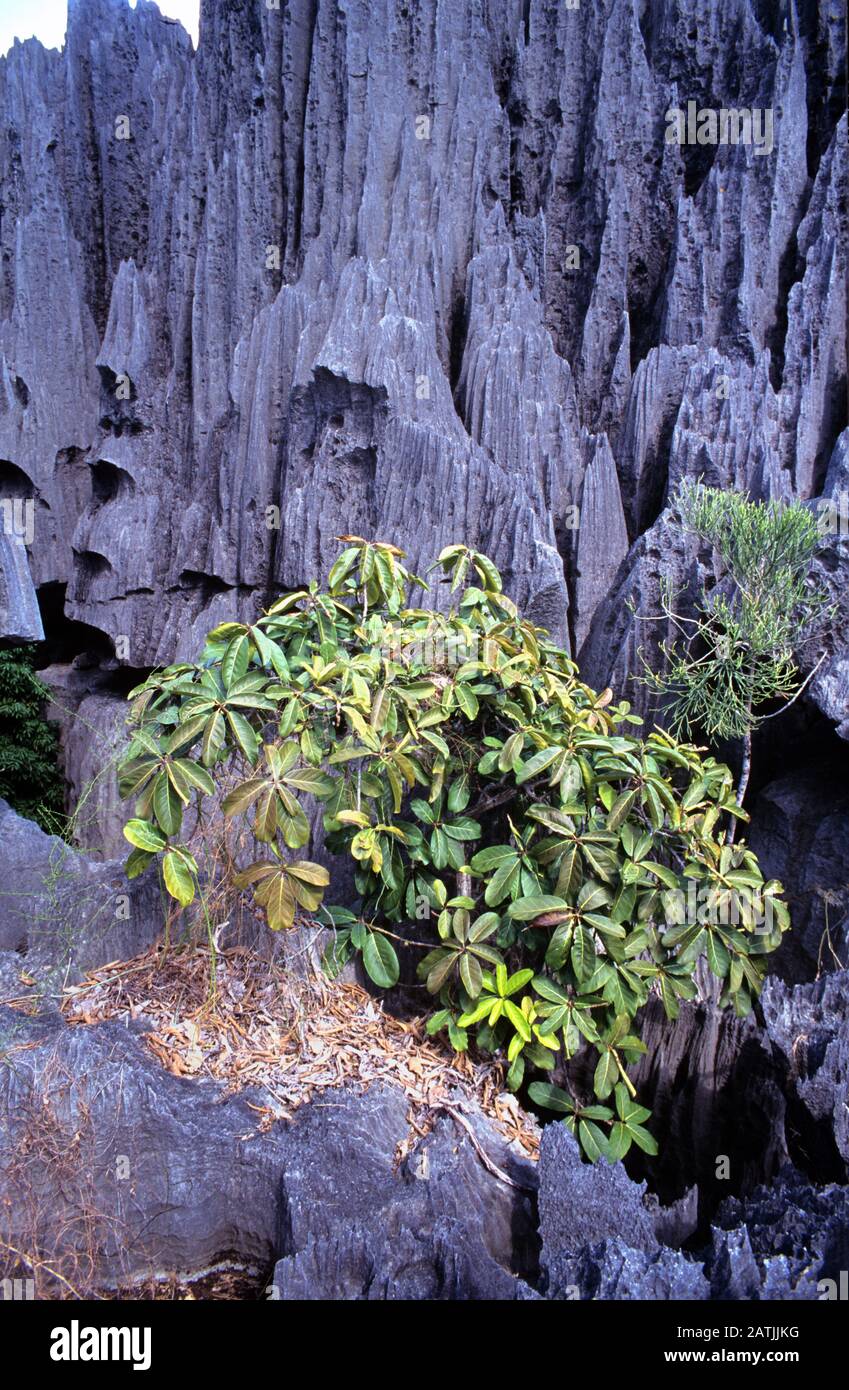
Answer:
[
  {"left": 643, "top": 481, "right": 827, "bottom": 743},
  {"left": 0, "top": 644, "right": 66, "bottom": 833},
  {"left": 117, "top": 536, "right": 789, "bottom": 1163}
]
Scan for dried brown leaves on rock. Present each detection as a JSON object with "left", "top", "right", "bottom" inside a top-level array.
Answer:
[{"left": 57, "top": 943, "right": 540, "bottom": 1161}]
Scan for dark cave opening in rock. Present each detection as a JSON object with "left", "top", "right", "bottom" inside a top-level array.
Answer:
[
  {"left": 171, "top": 568, "right": 234, "bottom": 599},
  {"left": 95, "top": 661, "right": 157, "bottom": 698},
  {"left": 91, "top": 459, "right": 136, "bottom": 504},
  {"left": 765, "top": 230, "right": 804, "bottom": 393},
  {"left": 447, "top": 291, "right": 469, "bottom": 401},
  {"left": 746, "top": 699, "right": 849, "bottom": 806},
  {"left": 0, "top": 458, "right": 35, "bottom": 499},
  {"left": 34, "top": 582, "right": 114, "bottom": 670}
]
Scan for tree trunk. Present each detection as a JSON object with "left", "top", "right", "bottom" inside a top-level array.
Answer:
[{"left": 728, "top": 730, "right": 752, "bottom": 845}]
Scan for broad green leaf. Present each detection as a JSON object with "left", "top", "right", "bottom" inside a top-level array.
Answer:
[
  {"left": 201, "top": 711, "right": 226, "bottom": 766},
  {"left": 606, "top": 1122, "right": 632, "bottom": 1162},
  {"left": 125, "top": 847, "right": 155, "bottom": 878},
  {"left": 173, "top": 759, "right": 215, "bottom": 797},
  {"left": 571, "top": 924, "right": 594, "bottom": 982},
  {"left": 593, "top": 1049, "right": 618, "bottom": 1100},
  {"left": 528, "top": 1082, "right": 574, "bottom": 1113},
  {"left": 470, "top": 844, "right": 515, "bottom": 872},
  {"left": 459, "top": 953, "right": 483, "bottom": 997},
  {"left": 515, "top": 746, "right": 561, "bottom": 785},
  {"left": 531, "top": 976, "right": 570, "bottom": 1004},
  {"left": 426, "top": 951, "right": 458, "bottom": 995},
  {"left": 222, "top": 632, "right": 251, "bottom": 688},
  {"left": 456, "top": 683, "right": 479, "bottom": 719},
  {"left": 507, "top": 894, "right": 569, "bottom": 921},
  {"left": 287, "top": 861, "right": 330, "bottom": 887},
  {"left": 153, "top": 773, "right": 183, "bottom": 837},
  {"left": 226, "top": 709, "right": 260, "bottom": 763},
  {"left": 257, "top": 869, "right": 297, "bottom": 931},
  {"left": 284, "top": 767, "right": 335, "bottom": 796},
  {"left": 607, "top": 789, "right": 637, "bottom": 831},
  {"left": 163, "top": 850, "right": 195, "bottom": 907},
  {"left": 498, "top": 732, "right": 524, "bottom": 772},
  {"left": 468, "top": 911, "right": 499, "bottom": 942},
  {"left": 363, "top": 932, "right": 400, "bottom": 988},
  {"left": 123, "top": 819, "right": 167, "bottom": 852},
  {"left": 222, "top": 778, "right": 267, "bottom": 817},
  {"left": 484, "top": 858, "right": 521, "bottom": 906},
  {"left": 626, "top": 1123, "right": 658, "bottom": 1156},
  {"left": 578, "top": 1119, "right": 609, "bottom": 1163},
  {"left": 503, "top": 999, "right": 532, "bottom": 1040}
]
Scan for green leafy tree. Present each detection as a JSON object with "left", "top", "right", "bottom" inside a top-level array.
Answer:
[
  {"left": 0, "top": 644, "right": 66, "bottom": 833},
  {"left": 640, "top": 482, "right": 828, "bottom": 830},
  {"left": 117, "top": 537, "right": 789, "bottom": 1163}
]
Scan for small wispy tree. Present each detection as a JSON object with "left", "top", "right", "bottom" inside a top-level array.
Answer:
[{"left": 641, "top": 482, "right": 828, "bottom": 836}]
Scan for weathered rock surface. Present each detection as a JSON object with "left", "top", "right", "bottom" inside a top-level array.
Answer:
[
  {"left": 47, "top": 679, "right": 133, "bottom": 859},
  {"left": 761, "top": 969, "right": 849, "bottom": 1174},
  {"left": 537, "top": 1119, "right": 658, "bottom": 1259},
  {"left": 533, "top": 1118, "right": 705, "bottom": 1299},
  {"left": 0, "top": 998, "right": 539, "bottom": 1296},
  {"left": 0, "top": 0, "right": 847, "bottom": 1304},
  {"left": 709, "top": 1170, "right": 849, "bottom": 1299},
  {"left": 0, "top": 796, "right": 162, "bottom": 990},
  {"left": 270, "top": 1084, "right": 538, "bottom": 1299},
  {"left": 1, "top": 959, "right": 847, "bottom": 1300},
  {"left": 0, "top": 1005, "right": 291, "bottom": 1286},
  {"left": 0, "top": 530, "right": 43, "bottom": 641},
  {"left": 535, "top": 1110, "right": 848, "bottom": 1301},
  {"left": 749, "top": 761, "right": 849, "bottom": 979},
  {"left": 0, "top": 0, "right": 844, "bottom": 753}
]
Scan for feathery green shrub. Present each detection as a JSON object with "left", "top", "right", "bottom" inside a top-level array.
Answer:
[{"left": 0, "top": 644, "right": 66, "bottom": 833}]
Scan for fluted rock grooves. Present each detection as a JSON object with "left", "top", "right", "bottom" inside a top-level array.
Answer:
[{"left": 0, "top": 0, "right": 844, "bottom": 668}]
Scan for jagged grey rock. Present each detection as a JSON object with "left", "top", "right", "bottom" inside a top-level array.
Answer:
[
  {"left": 1, "top": 962, "right": 847, "bottom": 1300},
  {"left": 51, "top": 684, "right": 133, "bottom": 858},
  {"left": 761, "top": 970, "right": 849, "bottom": 1172},
  {"left": 0, "top": 796, "right": 163, "bottom": 988},
  {"left": 749, "top": 761, "right": 849, "bottom": 979},
  {"left": 536, "top": 1120, "right": 657, "bottom": 1260},
  {"left": 0, "top": 1005, "right": 291, "bottom": 1285},
  {"left": 0, "top": 530, "right": 43, "bottom": 641},
  {"left": 0, "top": 0, "right": 843, "bottom": 746},
  {"left": 271, "top": 1083, "right": 538, "bottom": 1299},
  {"left": 533, "top": 1117, "right": 704, "bottom": 1298},
  {"left": 547, "top": 1238, "right": 710, "bottom": 1301},
  {"left": 0, "top": 0, "right": 847, "bottom": 1304},
  {"left": 0, "top": 1005, "right": 537, "bottom": 1296},
  {"left": 709, "top": 1169, "right": 849, "bottom": 1299},
  {"left": 535, "top": 1107, "right": 848, "bottom": 1301},
  {"left": 807, "top": 430, "right": 849, "bottom": 738}
]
